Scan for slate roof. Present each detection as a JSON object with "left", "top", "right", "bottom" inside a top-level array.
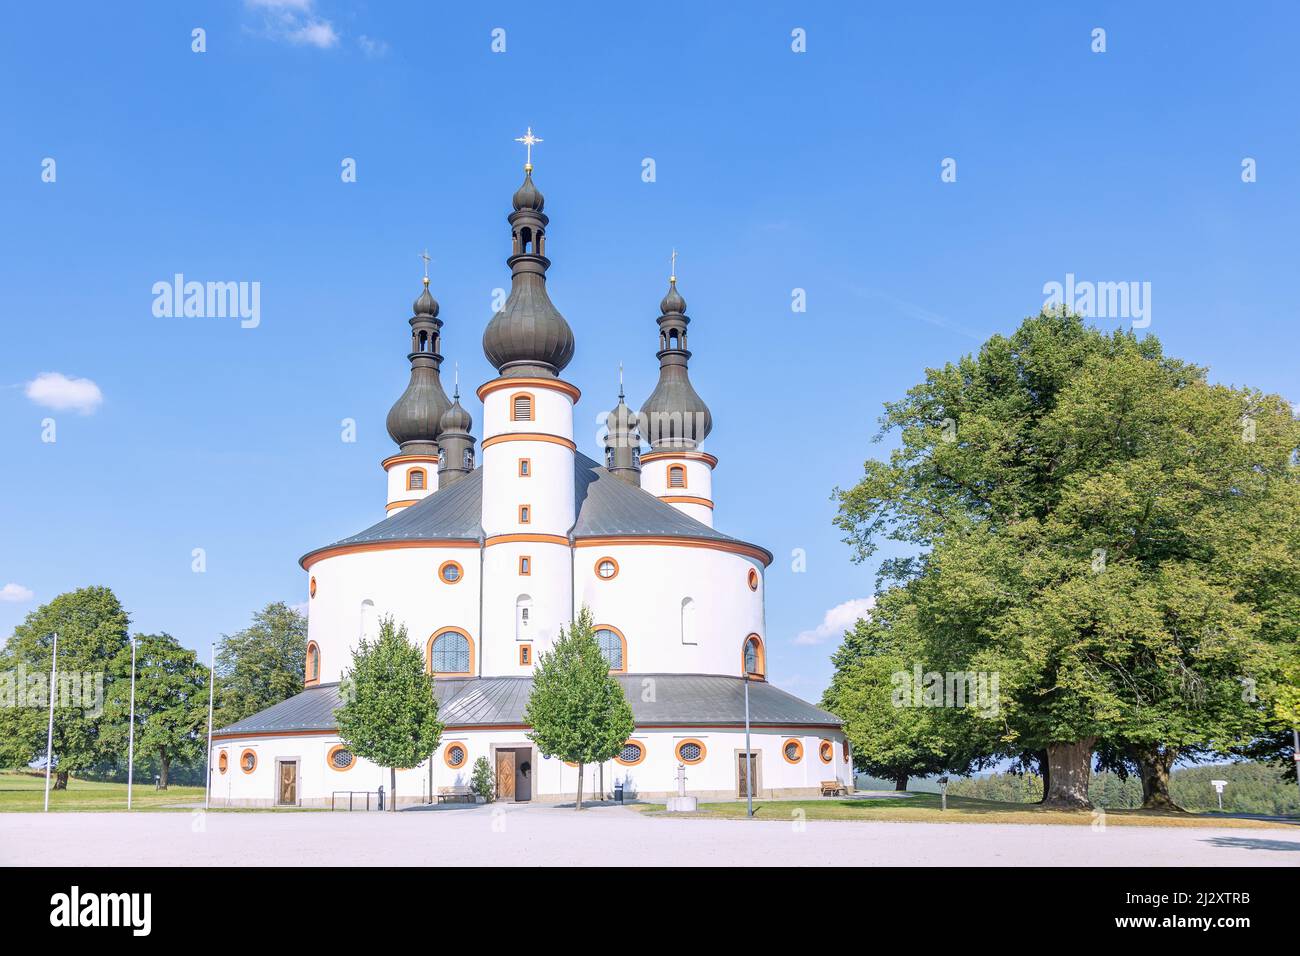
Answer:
[
  {"left": 214, "top": 675, "right": 841, "bottom": 737},
  {"left": 300, "top": 452, "right": 771, "bottom": 565}
]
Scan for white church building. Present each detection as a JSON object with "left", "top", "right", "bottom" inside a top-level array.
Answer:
[{"left": 210, "top": 143, "right": 849, "bottom": 807}]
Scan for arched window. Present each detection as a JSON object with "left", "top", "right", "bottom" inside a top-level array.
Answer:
[
  {"left": 218, "top": 751, "right": 228, "bottom": 774},
  {"left": 516, "top": 595, "right": 532, "bottom": 640},
  {"left": 427, "top": 628, "right": 473, "bottom": 676},
  {"left": 510, "top": 392, "right": 534, "bottom": 421},
  {"left": 680, "top": 597, "right": 696, "bottom": 645},
  {"left": 407, "top": 468, "right": 426, "bottom": 491},
  {"left": 595, "top": 626, "right": 626, "bottom": 672},
  {"left": 463, "top": 448, "right": 474, "bottom": 469},
  {"left": 305, "top": 642, "right": 320, "bottom": 686},
  {"left": 742, "top": 634, "right": 765, "bottom": 678},
  {"left": 668, "top": 464, "right": 687, "bottom": 489}
]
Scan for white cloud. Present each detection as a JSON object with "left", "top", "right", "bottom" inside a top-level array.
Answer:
[
  {"left": 794, "top": 597, "right": 875, "bottom": 645},
  {"left": 245, "top": 0, "right": 339, "bottom": 49},
  {"left": 25, "top": 372, "right": 103, "bottom": 414},
  {"left": 0, "top": 583, "right": 35, "bottom": 603},
  {"left": 358, "top": 35, "right": 389, "bottom": 58}
]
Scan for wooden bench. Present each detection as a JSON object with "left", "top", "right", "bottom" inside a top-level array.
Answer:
[
  {"left": 820, "top": 780, "right": 847, "bottom": 797},
  {"left": 437, "top": 786, "right": 474, "bottom": 804}
]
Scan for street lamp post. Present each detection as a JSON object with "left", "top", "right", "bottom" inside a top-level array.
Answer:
[
  {"left": 743, "top": 673, "right": 753, "bottom": 819},
  {"left": 42, "top": 632, "right": 58, "bottom": 812},
  {"left": 126, "top": 637, "right": 137, "bottom": 810}
]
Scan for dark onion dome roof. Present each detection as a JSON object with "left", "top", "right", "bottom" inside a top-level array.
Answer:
[
  {"left": 660, "top": 279, "right": 686, "bottom": 316},
  {"left": 215, "top": 674, "right": 840, "bottom": 737},
  {"left": 300, "top": 452, "right": 771, "bottom": 566},
  {"left": 413, "top": 284, "right": 439, "bottom": 318},
  {"left": 439, "top": 393, "right": 473, "bottom": 434},
  {"left": 640, "top": 278, "right": 712, "bottom": 448},
  {"left": 386, "top": 279, "right": 452, "bottom": 452},
  {"left": 482, "top": 168, "right": 575, "bottom": 378}
]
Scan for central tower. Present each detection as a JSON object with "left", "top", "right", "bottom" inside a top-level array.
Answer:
[{"left": 478, "top": 130, "right": 580, "bottom": 675}]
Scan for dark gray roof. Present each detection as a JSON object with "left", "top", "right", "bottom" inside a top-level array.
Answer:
[
  {"left": 214, "top": 675, "right": 840, "bottom": 737},
  {"left": 301, "top": 453, "right": 771, "bottom": 565}
]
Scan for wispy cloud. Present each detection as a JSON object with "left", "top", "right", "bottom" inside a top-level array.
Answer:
[
  {"left": 25, "top": 372, "right": 103, "bottom": 414},
  {"left": 794, "top": 597, "right": 875, "bottom": 645},
  {"left": 245, "top": 0, "right": 340, "bottom": 49},
  {"left": 0, "top": 583, "right": 35, "bottom": 603},
  {"left": 358, "top": 35, "right": 389, "bottom": 58}
]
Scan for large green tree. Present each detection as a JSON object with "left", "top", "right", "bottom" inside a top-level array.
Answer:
[
  {"left": 334, "top": 616, "right": 442, "bottom": 811},
  {"left": 834, "top": 310, "right": 1297, "bottom": 809},
  {"left": 525, "top": 607, "right": 635, "bottom": 810},
  {"left": 0, "top": 586, "right": 131, "bottom": 788},
  {"left": 214, "top": 601, "right": 306, "bottom": 727},
  {"left": 102, "top": 633, "right": 210, "bottom": 788}
]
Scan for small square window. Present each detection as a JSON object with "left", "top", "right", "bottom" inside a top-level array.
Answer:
[
  {"left": 519, "top": 556, "right": 531, "bottom": 575},
  {"left": 519, "top": 505, "right": 531, "bottom": 524},
  {"left": 519, "top": 458, "right": 531, "bottom": 477}
]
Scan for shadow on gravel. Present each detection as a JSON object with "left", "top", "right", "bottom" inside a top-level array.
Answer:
[{"left": 1202, "top": 836, "right": 1300, "bottom": 852}]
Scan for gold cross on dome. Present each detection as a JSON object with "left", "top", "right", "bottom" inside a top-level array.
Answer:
[
  {"left": 514, "top": 126, "right": 543, "bottom": 170},
  {"left": 419, "top": 249, "right": 431, "bottom": 280},
  {"left": 670, "top": 248, "right": 678, "bottom": 282}
]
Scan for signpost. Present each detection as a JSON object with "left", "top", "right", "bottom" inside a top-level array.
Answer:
[{"left": 1210, "top": 779, "right": 1228, "bottom": 812}]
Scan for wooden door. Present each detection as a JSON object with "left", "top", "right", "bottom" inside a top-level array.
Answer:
[
  {"left": 496, "top": 751, "right": 516, "bottom": 801},
  {"left": 278, "top": 760, "right": 298, "bottom": 805},
  {"left": 737, "top": 752, "right": 758, "bottom": 798}
]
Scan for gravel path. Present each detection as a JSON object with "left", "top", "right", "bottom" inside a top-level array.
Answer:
[{"left": 3, "top": 803, "right": 1297, "bottom": 867}]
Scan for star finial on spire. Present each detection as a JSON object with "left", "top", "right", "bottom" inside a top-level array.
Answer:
[
  {"left": 420, "top": 249, "right": 432, "bottom": 286},
  {"left": 670, "top": 248, "right": 678, "bottom": 283},
  {"left": 514, "top": 126, "right": 543, "bottom": 171}
]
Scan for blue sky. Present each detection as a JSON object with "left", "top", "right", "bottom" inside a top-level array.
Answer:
[{"left": 1, "top": 2, "right": 1297, "bottom": 701}]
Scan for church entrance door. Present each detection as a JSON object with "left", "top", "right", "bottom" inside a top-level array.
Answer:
[
  {"left": 276, "top": 759, "right": 299, "bottom": 806},
  {"left": 496, "top": 750, "right": 516, "bottom": 801}
]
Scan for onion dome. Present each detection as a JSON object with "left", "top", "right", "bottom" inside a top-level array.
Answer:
[
  {"left": 436, "top": 381, "right": 477, "bottom": 488},
  {"left": 604, "top": 371, "right": 642, "bottom": 485},
  {"left": 482, "top": 166, "right": 575, "bottom": 378},
  {"left": 439, "top": 392, "right": 473, "bottom": 434},
  {"left": 639, "top": 276, "right": 712, "bottom": 450},
  {"left": 386, "top": 276, "right": 452, "bottom": 456}
]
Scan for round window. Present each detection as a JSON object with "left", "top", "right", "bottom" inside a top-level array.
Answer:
[
  {"left": 819, "top": 741, "right": 833, "bottom": 764},
  {"left": 595, "top": 557, "right": 619, "bottom": 580},
  {"left": 240, "top": 749, "right": 257, "bottom": 774},
  {"left": 444, "top": 744, "right": 467, "bottom": 768},
  {"left": 439, "top": 561, "right": 463, "bottom": 584},
  {"left": 747, "top": 568, "right": 759, "bottom": 591},
  {"left": 328, "top": 745, "right": 355, "bottom": 771},
  {"left": 218, "top": 752, "right": 228, "bottom": 775},
  {"left": 675, "top": 739, "right": 706, "bottom": 765},
  {"left": 782, "top": 739, "right": 803, "bottom": 764},
  {"left": 310, "top": 576, "right": 317, "bottom": 597},
  {"left": 615, "top": 742, "right": 645, "bottom": 766}
]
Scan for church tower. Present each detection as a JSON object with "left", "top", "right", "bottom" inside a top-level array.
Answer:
[
  {"left": 383, "top": 273, "right": 452, "bottom": 514},
  {"left": 638, "top": 262, "right": 716, "bottom": 527},
  {"left": 604, "top": 368, "right": 642, "bottom": 486},
  {"left": 478, "top": 129, "right": 579, "bottom": 673},
  {"left": 436, "top": 375, "right": 476, "bottom": 489}
]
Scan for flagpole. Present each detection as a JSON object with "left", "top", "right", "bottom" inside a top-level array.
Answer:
[
  {"left": 126, "top": 636, "right": 137, "bottom": 810},
  {"left": 204, "top": 646, "right": 215, "bottom": 811},
  {"left": 43, "top": 632, "right": 58, "bottom": 812}
]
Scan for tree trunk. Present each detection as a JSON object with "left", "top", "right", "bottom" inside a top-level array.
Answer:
[
  {"left": 575, "top": 763, "right": 584, "bottom": 810},
  {"left": 893, "top": 772, "right": 908, "bottom": 791},
  {"left": 1041, "top": 739, "right": 1094, "bottom": 809},
  {"left": 1036, "top": 749, "right": 1050, "bottom": 804},
  {"left": 1135, "top": 745, "right": 1182, "bottom": 811},
  {"left": 53, "top": 770, "right": 68, "bottom": 791},
  {"left": 390, "top": 767, "right": 396, "bottom": 812},
  {"left": 159, "top": 750, "right": 170, "bottom": 789}
]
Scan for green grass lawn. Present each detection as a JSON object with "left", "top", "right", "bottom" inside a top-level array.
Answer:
[
  {"left": 633, "top": 792, "right": 1297, "bottom": 829},
  {"left": 0, "top": 769, "right": 205, "bottom": 812}
]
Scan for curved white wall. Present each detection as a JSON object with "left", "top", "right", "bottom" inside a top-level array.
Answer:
[
  {"left": 384, "top": 455, "right": 439, "bottom": 515},
  {"left": 640, "top": 455, "right": 715, "bottom": 527}
]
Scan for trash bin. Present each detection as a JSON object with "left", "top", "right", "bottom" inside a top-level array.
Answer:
[{"left": 613, "top": 782, "right": 624, "bottom": 804}]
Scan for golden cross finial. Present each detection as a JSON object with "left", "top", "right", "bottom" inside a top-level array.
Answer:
[
  {"left": 670, "top": 248, "right": 678, "bottom": 283},
  {"left": 419, "top": 249, "right": 431, "bottom": 285},
  {"left": 514, "top": 126, "right": 543, "bottom": 171}
]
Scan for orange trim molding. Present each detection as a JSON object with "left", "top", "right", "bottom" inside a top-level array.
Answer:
[
  {"left": 660, "top": 495, "right": 713, "bottom": 509},
  {"left": 386, "top": 499, "right": 421, "bottom": 512},
  {"left": 381, "top": 453, "right": 439, "bottom": 470},
  {"left": 640, "top": 450, "right": 718, "bottom": 467},
  {"left": 240, "top": 749, "right": 258, "bottom": 774},
  {"left": 309, "top": 575, "right": 317, "bottom": 598},
  {"left": 574, "top": 536, "right": 772, "bottom": 567},
  {"left": 478, "top": 376, "right": 581, "bottom": 403},
  {"left": 213, "top": 721, "right": 845, "bottom": 742},
  {"left": 218, "top": 751, "right": 228, "bottom": 774},
  {"left": 519, "top": 643, "right": 532, "bottom": 666},
  {"left": 327, "top": 744, "right": 355, "bottom": 772},
  {"left": 438, "top": 560, "right": 464, "bottom": 584},
  {"left": 594, "top": 556, "right": 620, "bottom": 580},
  {"left": 426, "top": 627, "right": 475, "bottom": 677},
  {"left": 615, "top": 739, "right": 648, "bottom": 767},
  {"left": 819, "top": 740, "right": 834, "bottom": 764},
  {"left": 301, "top": 539, "right": 475, "bottom": 570},
  {"left": 481, "top": 432, "right": 577, "bottom": 451},
  {"left": 781, "top": 739, "right": 804, "bottom": 764},
  {"left": 444, "top": 742, "right": 468, "bottom": 769},
  {"left": 675, "top": 738, "right": 707, "bottom": 765},
  {"left": 486, "top": 533, "right": 568, "bottom": 547},
  {"left": 747, "top": 568, "right": 759, "bottom": 591}
]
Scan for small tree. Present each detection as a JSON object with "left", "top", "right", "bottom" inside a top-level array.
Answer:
[
  {"left": 335, "top": 617, "right": 442, "bottom": 811},
  {"left": 214, "top": 602, "right": 306, "bottom": 729},
  {"left": 470, "top": 756, "right": 494, "bottom": 802},
  {"left": 525, "top": 607, "right": 635, "bottom": 809}
]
